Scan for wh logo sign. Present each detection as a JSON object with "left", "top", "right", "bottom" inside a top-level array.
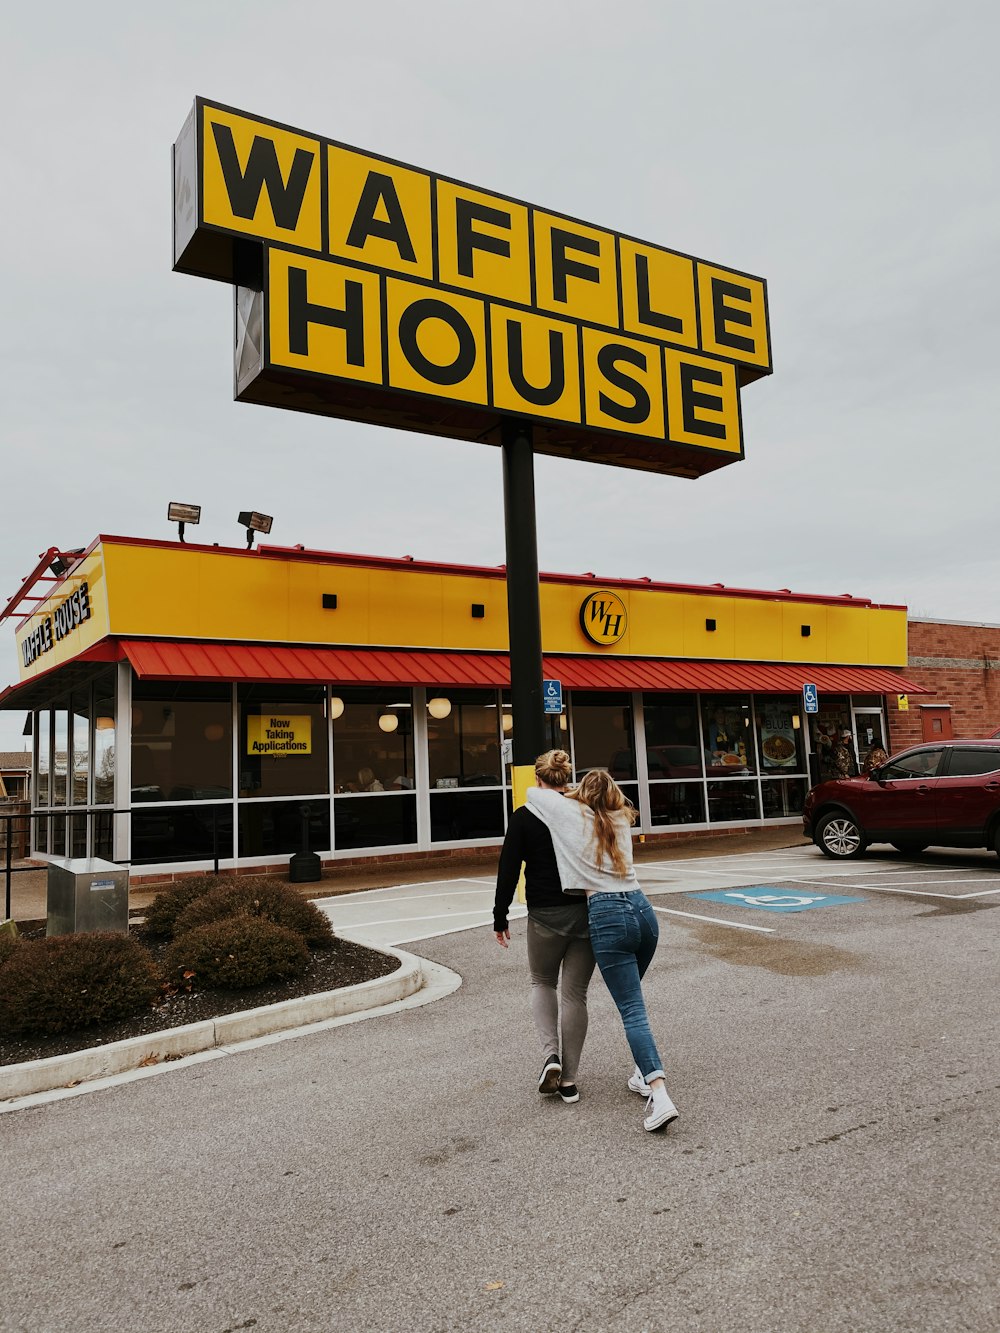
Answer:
[{"left": 579, "top": 591, "right": 628, "bottom": 645}]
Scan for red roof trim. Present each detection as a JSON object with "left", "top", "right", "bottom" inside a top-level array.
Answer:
[{"left": 115, "top": 640, "right": 928, "bottom": 696}]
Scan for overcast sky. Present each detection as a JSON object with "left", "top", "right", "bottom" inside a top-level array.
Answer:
[{"left": 2, "top": 0, "right": 997, "bottom": 751}]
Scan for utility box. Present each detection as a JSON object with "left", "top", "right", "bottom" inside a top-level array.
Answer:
[{"left": 46, "top": 858, "right": 129, "bottom": 937}]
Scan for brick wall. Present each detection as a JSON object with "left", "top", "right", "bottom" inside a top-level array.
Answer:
[{"left": 888, "top": 619, "right": 1000, "bottom": 750}]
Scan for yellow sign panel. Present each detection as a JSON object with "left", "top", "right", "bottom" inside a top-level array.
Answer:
[
  {"left": 580, "top": 590, "right": 628, "bottom": 646},
  {"left": 897, "top": 694, "right": 909, "bottom": 711},
  {"left": 174, "top": 97, "right": 772, "bottom": 478},
  {"left": 201, "top": 105, "right": 323, "bottom": 253},
  {"left": 246, "top": 714, "right": 312, "bottom": 756}
]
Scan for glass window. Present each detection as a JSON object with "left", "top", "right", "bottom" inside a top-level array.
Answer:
[
  {"left": 572, "top": 692, "right": 635, "bottom": 779},
  {"left": 500, "top": 694, "right": 567, "bottom": 786},
  {"left": 240, "top": 799, "right": 331, "bottom": 858},
  {"left": 707, "top": 780, "right": 760, "bottom": 823},
  {"left": 427, "top": 689, "right": 501, "bottom": 788},
  {"left": 69, "top": 812, "right": 88, "bottom": 858},
  {"left": 642, "top": 695, "right": 703, "bottom": 779},
  {"left": 93, "top": 673, "right": 116, "bottom": 806},
  {"left": 131, "top": 803, "right": 233, "bottom": 865},
  {"left": 239, "top": 685, "right": 329, "bottom": 798},
  {"left": 93, "top": 811, "right": 113, "bottom": 860},
  {"left": 650, "top": 782, "right": 706, "bottom": 826},
  {"left": 809, "top": 696, "right": 852, "bottom": 782},
  {"left": 332, "top": 687, "right": 414, "bottom": 793},
  {"left": 35, "top": 710, "right": 50, "bottom": 806},
  {"left": 881, "top": 749, "right": 943, "bottom": 780},
  {"left": 53, "top": 709, "right": 68, "bottom": 806},
  {"left": 944, "top": 748, "right": 1000, "bottom": 777},
  {"left": 430, "top": 789, "right": 505, "bottom": 842},
  {"left": 131, "top": 682, "right": 232, "bottom": 802},
  {"left": 702, "top": 696, "right": 756, "bottom": 775},
  {"left": 761, "top": 779, "right": 808, "bottom": 819},
  {"left": 756, "top": 698, "right": 805, "bottom": 774},
  {"left": 72, "top": 689, "right": 91, "bottom": 806},
  {"left": 335, "top": 793, "right": 417, "bottom": 849}
]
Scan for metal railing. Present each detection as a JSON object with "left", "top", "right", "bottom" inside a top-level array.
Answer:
[{"left": 1, "top": 805, "right": 227, "bottom": 920}]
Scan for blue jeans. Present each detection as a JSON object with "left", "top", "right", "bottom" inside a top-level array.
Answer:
[{"left": 587, "top": 890, "right": 664, "bottom": 1083}]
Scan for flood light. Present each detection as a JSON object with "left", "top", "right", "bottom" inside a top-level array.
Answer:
[{"left": 168, "top": 502, "right": 201, "bottom": 543}]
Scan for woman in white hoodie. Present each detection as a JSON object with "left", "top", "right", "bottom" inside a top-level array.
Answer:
[{"left": 526, "top": 769, "right": 678, "bottom": 1132}]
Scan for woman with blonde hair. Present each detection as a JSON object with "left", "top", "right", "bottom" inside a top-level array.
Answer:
[
  {"left": 527, "top": 768, "right": 678, "bottom": 1132},
  {"left": 493, "top": 749, "right": 594, "bottom": 1103}
]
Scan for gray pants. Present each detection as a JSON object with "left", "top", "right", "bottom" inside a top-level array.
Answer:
[{"left": 526, "top": 917, "right": 596, "bottom": 1082}]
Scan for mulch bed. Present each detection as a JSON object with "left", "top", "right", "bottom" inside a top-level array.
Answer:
[{"left": 0, "top": 924, "right": 399, "bottom": 1068}]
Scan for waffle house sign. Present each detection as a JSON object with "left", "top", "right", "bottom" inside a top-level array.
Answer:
[{"left": 173, "top": 98, "right": 771, "bottom": 477}]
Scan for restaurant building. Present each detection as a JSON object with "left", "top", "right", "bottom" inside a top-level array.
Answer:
[{"left": 0, "top": 534, "right": 925, "bottom": 878}]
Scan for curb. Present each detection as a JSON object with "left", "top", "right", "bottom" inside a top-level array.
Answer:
[{"left": 0, "top": 946, "right": 422, "bottom": 1102}]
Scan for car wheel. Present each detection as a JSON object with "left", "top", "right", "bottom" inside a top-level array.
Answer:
[
  {"left": 816, "top": 811, "right": 866, "bottom": 859},
  {"left": 890, "top": 842, "right": 928, "bottom": 855}
]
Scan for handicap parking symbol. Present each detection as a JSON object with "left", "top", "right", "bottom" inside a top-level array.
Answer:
[{"left": 687, "top": 887, "right": 862, "bottom": 914}]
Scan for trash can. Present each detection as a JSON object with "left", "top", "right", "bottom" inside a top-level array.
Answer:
[{"left": 46, "top": 858, "right": 129, "bottom": 937}]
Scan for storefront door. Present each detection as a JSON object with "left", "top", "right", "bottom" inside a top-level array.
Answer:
[{"left": 852, "top": 708, "right": 887, "bottom": 768}]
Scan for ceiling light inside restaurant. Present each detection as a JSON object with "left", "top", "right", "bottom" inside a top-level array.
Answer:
[
  {"left": 502, "top": 712, "right": 514, "bottom": 733},
  {"left": 427, "top": 697, "right": 452, "bottom": 719},
  {"left": 95, "top": 715, "right": 115, "bottom": 731},
  {"left": 378, "top": 712, "right": 399, "bottom": 733},
  {"left": 330, "top": 697, "right": 345, "bottom": 720},
  {"left": 204, "top": 723, "right": 225, "bottom": 742}
]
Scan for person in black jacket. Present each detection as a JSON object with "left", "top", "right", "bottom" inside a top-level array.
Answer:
[{"left": 493, "top": 749, "right": 594, "bottom": 1103}]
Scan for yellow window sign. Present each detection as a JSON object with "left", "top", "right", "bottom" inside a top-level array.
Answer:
[
  {"left": 247, "top": 715, "right": 312, "bottom": 756},
  {"left": 580, "top": 591, "right": 628, "bottom": 646},
  {"left": 174, "top": 98, "right": 772, "bottom": 478}
]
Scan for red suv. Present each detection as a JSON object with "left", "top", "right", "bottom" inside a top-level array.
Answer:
[{"left": 803, "top": 739, "right": 1000, "bottom": 859}]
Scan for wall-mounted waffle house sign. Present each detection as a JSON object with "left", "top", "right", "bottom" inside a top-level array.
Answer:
[{"left": 173, "top": 98, "right": 771, "bottom": 478}]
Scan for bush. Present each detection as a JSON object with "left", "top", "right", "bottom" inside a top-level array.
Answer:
[
  {"left": 164, "top": 917, "right": 310, "bottom": 990},
  {"left": 172, "top": 879, "right": 335, "bottom": 950},
  {"left": 0, "top": 932, "right": 160, "bottom": 1035},
  {"left": 144, "top": 876, "right": 227, "bottom": 937},
  {"left": 0, "top": 931, "right": 19, "bottom": 969}
]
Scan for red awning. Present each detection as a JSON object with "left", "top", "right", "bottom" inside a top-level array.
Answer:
[{"left": 115, "top": 640, "right": 927, "bottom": 696}]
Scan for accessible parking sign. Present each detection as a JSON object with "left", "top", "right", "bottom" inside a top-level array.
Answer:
[{"left": 687, "top": 888, "right": 861, "bottom": 914}]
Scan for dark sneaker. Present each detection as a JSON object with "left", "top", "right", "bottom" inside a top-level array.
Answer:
[
  {"left": 538, "top": 1055, "right": 561, "bottom": 1094},
  {"left": 558, "top": 1084, "right": 580, "bottom": 1104}
]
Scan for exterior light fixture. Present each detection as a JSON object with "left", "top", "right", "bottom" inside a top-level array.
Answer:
[
  {"left": 427, "top": 697, "right": 452, "bottom": 720},
  {"left": 330, "top": 696, "right": 345, "bottom": 720},
  {"left": 378, "top": 712, "right": 399, "bottom": 733},
  {"left": 168, "top": 502, "right": 201, "bottom": 543},
  {"left": 238, "top": 510, "right": 274, "bottom": 548}
]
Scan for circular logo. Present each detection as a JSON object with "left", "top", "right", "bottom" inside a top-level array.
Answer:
[{"left": 579, "top": 591, "right": 628, "bottom": 646}]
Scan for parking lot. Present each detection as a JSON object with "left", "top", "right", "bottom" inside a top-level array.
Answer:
[
  {"left": 3, "top": 842, "right": 998, "bottom": 1333},
  {"left": 316, "top": 842, "right": 1000, "bottom": 949}
]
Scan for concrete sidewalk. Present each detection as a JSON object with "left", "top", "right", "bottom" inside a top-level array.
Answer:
[{"left": 4, "top": 825, "right": 806, "bottom": 923}]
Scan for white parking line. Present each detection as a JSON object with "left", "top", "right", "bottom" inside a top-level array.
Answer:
[{"left": 653, "top": 906, "right": 775, "bottom": 933}]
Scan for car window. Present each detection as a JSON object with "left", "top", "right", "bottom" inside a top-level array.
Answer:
[
  {"left": 944, "top": 748, "right": 1000, "bottom": 777},
  {"left": 880, "top": 749, "right": 943, "bottom": 780}
]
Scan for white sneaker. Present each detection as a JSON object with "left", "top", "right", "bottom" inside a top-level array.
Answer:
[
  {"left": 627, "top": 1070, "right": 651, "bottom": 1097},
  {"left": 643, "top": 1089, "right": 679, "bottom": 1132}
]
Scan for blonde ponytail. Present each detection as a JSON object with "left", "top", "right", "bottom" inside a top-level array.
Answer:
[{"left": 571, "top": 769, "right": 636, "bottom": 875}]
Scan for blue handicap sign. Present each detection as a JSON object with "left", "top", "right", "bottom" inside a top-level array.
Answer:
[
  {"left": 687, "top": 888, "right": 861, "bottom": 914},
  {"left": 802, "top": 682, "right": 819, "bottom": 714},
  {"left": 543, "top": 679, "right": 563, "bottom": 714}
]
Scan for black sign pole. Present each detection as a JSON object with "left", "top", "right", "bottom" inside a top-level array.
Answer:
[{"left": 501, "top": 419, "right": 547, "bottom": 814}]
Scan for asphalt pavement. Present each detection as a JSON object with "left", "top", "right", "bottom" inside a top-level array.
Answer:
[{"left": 2, "top": 843, "right": 998, "bottom": 1332}]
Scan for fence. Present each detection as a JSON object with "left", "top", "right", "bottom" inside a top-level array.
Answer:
[{"left": 1, "top": 806, "right": 224, "bottom": 921}]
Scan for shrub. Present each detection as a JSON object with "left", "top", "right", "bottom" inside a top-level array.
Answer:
[
  {"left": 144, "top": 876, "right": 227, "bottom": 937},
  {"left": 164, "top": 917, "right": 310, "bottom": 990},
  {"left": 0, "top": 932, "right": 160, "bottom": 1036},
  {"left": 0, "top": 931, "right": 20, "bottom": 969},
  {"left": 172, "top": 879, "right": 335, "bottom": 949}
]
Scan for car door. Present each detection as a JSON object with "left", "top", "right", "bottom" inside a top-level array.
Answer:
[
  {"left": 862, "top": 747, "right": 945, "bottom": 839},
  {"left": 933, "top": 746, "right": 1000, "bottom": 845}
]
